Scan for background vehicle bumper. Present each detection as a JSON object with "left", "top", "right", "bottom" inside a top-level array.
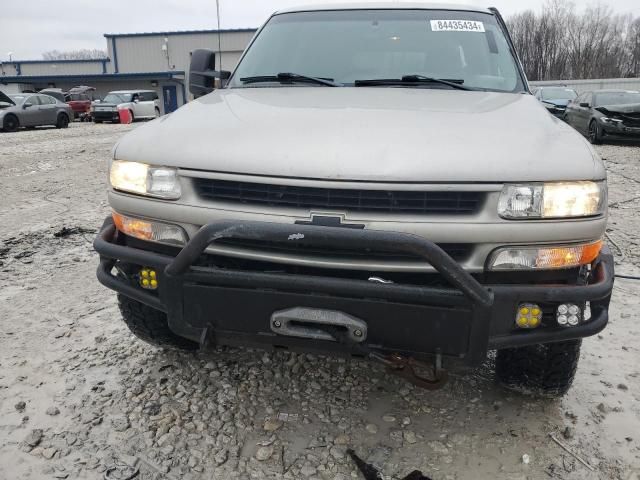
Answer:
[
  {"left": 94, "top": 217, "right": 614, "bottom": 366},
  {"left": 93, "top": 111, "right": 120, "bottom": 121}
]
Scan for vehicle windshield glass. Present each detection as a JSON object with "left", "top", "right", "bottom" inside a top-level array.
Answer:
[
  {"left": 541, "top": 88, "right": 576, "bottom": 101},
  {"left": 230, "top": 9, "right": 524, "bottom": 92},
  {"left": 104, "top": 93, "right": 131, "bottom": 103},
  {"left": 595, "top": 91, "right": 640, "bottom": 106}
]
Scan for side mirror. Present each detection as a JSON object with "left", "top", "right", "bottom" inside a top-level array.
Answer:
[
  {"left": 133, "top": 99, "right": 140, "bottom": 103},
  {"left": 579, "top": 102, "right": 590, "bottom": 108},
  {"left": 23, "top": 102, "right": 33, "bottom": 109},
  {"left": 189, "top": 49, "right": 231, "bottom": 98}
]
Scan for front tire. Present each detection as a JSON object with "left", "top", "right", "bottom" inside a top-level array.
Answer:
[
  {"left": 588, "top": 120, "right": 602, "bottom": 144},
  {"left": 56, "top": 113, "right": 70, "bottom": 129},
  {"left": 2, "top": 114, "right": 19, "bottom": 132},
  {"left": 117, "top": 295, "right": 198, "bottom": 351},
  {"left": 495, "top": 340, "right": 581, "bottom": 398}
]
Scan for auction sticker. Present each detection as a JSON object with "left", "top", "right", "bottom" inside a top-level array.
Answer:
[{"left": 430, "top": 20, "right": 485, "bottom": 32}]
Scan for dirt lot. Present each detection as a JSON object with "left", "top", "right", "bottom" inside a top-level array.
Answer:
[{"left": 0, "top": 122, "right": 639, "bottom": 480}]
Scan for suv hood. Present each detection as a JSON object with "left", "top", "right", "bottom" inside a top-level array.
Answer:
[
  {"left": 0, "top": 91, "right": 15, "bottom": 106},
  {"left": 115, "top": 88, "right": 604, "bottom": 183}
]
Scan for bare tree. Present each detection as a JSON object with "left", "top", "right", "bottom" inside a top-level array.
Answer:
[
  {"left": 42, "top": 49, "right": 107, "bottom": 60},
  {"left": 507, "top": 0, "right": 640, "bottom": 80}
]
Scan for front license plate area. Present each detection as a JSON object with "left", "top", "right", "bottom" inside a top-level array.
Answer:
[{"left": 182, "top": 285, "right": 472, "bottom": 356}]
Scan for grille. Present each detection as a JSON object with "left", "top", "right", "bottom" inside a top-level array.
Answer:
[
  {"left": 215, "top": 238, "right": 472, "bottom": 262},
  {"left": 193, "top": 178, "right": 484, "bottom": 215}
]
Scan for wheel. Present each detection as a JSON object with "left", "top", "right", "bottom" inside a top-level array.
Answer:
[
  {"left": 588, "top": 120, "right": 602, "bottom": 144},
  {"left": 56, "top": 113, "right": 70, "bottom": 129},
  {"left": 128, "top": 110, "right": 135, "bottom": 123},
  {"left": 2, "top": 114, "right": 19, "bottom": 132},
  {"left": 117, "top": 294, "right": 198, "bottom": 351},
  {"left": 495, "top": 340, "right": 581, "bottom": 398}
]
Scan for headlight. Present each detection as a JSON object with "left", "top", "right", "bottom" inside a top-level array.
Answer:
[
  {"left": 498, "top": 181, "right": 606, "bottom": 219},
  {"left": 109, "top": 160, "right": 181, "bottom": 199},
  {"left": 601, "top": 117, "right": 623, "bottom": 125}
]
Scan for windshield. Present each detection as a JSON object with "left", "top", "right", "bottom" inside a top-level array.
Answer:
[
  {"left": 104, "top": 93, "right": 131, "bottom": 104},
  {"left": 230, "top": 9, "right": 524, "bottom": 92},
  {"left": 595, "top": 91, "right": 640, "bottom": 107},
  {"left": 541, "top": 88, "right": 576, "bottom": 101}
]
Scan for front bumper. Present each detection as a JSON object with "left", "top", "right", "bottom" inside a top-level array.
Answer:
[
  {"left": 93, "top": 110, "right": 120, "bottom": 122},
  {"left": 602, "top": 122, "right": 640, "bottom": 140},
  {"left": 94, "top": 217, "right": 614, "bottom": 366}
]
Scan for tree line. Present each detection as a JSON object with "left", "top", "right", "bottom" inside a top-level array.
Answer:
[
  {"left": 42, "top": 49, "right": 107, "bottom": 61},
  {"left": 507, "top": 0, "right": 640, "bottom": 81}
]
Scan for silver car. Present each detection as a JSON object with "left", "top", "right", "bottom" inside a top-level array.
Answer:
[
  {"left": 92, "top": 90, "right": 161, "bottom": 123},
  {"left": 0, "top": 92, "right": 73, "bottom": 132},
  {"left": 94, "top": 3, "right": 613, "bottom": 398}
]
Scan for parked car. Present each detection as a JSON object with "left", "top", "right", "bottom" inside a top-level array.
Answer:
[
  {"left": 565, "top": 89, "right": 640, "bottom": 144},
  {"left": 92, "top": 90, "right": 161, "bottom": 123},
  {"left": 94, "top": 3, "right": 613, "bottom": 398},
  {"left": 0, "top": 91, "right": 73, "bottom": 132},
  {"left": 532, "top": 86, "right": 577, "bottom": 118},
  {"left": 39, "top": 88, "right": 67, "bottom": 103},
  {"left": 66, "top": 86, "right": 97, "bottom": 119}
]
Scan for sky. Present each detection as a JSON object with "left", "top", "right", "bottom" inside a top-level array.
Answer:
[{"left": 1, "top": 0, "right": 639, "bottom": 61}]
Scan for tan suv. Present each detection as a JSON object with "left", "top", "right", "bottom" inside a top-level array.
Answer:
[{"left": 95, "top": 3, "right": 613, "bottom": 397}]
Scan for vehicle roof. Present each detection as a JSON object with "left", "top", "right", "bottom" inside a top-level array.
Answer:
[
  {"left": 275, "top": 3, "right": 492, "bottom": 15},
  {"left": 108, "top": 90, "right": 155, "bottom": 93}
]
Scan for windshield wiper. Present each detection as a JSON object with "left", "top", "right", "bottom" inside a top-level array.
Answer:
[
  {"left": 355, "top": 75, "right": 471, "bottom": 91},
  {"left": 240, "top": 73, "right": 341, "bottom": 87}
]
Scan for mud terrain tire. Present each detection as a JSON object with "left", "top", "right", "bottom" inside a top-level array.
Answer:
[
  {"left": 495, "top": 340, "right": 581, "bottom": 397},
  {"left": 118, "top": 294, "right": 198, "bottom": 351}
]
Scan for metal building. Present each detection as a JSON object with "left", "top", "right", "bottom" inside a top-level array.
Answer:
[{"left": 0, "top": 28, "right": 257, "bottom": 114}]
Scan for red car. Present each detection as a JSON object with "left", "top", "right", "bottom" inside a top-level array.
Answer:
[{"left": 66, "top": 86, "right": 96, "bottom": 119}]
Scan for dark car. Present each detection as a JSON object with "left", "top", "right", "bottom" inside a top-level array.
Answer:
[
  {"left": 39, "top": 88, "right": 67, "bottom": 103},
  {"left": 533, "top": 86, "right": 577, "bottom": 119},
  {"left": 565, "top": 89, "right": 640, "bottom": 144}
]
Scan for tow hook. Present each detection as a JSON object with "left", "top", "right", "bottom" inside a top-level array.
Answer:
[{"left": 370, "top": 352, "right": 448, "bottom": 390}]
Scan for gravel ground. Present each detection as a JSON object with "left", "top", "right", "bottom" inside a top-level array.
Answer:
[{"left": 0, "top": 122, "right": 639, "bottom": 480}]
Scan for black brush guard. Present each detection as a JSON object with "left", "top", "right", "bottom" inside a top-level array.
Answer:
[{"left": 95, "top": 217, "right": 614, "bottom": 367}]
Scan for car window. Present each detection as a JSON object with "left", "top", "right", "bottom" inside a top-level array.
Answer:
[
  {"left": 594, "top": 91, "right": 640, "bottom": 107},
  {"left": 104, "top": 93, "right": 131, "bottom": 103},
  {"left": 140, "top": 92, "right": 156, "bottom": 102},
  {"left": 231, "top": 9, "right": 525, "bottom": 92},
  {"left": 540, "top": 88, "right": 577, "bottom": 101},
  {"left": 39, "top": 95, "right": 55, "bottom": 105},
  {"left": 26, "top": 95, "right": 41, "bottom": 106}
]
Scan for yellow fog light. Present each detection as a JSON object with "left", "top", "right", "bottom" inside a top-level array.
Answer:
[
  {"left": 516, "top": 303, "right": 542, "bottom": 329},
  {"left": 139, "top": 268, "right": 158, "bottom": 290}
]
